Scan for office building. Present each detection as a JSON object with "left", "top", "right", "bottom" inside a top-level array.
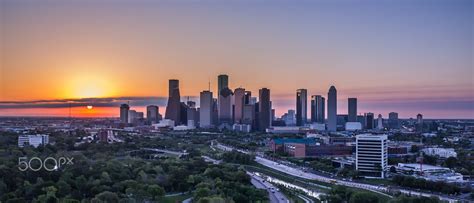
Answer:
[
  {"left": 234, "top": 88, "right": 245, "bottom": 123},
  {"left": 199, "top": 91, "right": 213, "bottom": 128},
  {"left": 296, "top": 89, "right": 308, "bottom": 126},
  {"left": 128, "top": 110, "right": 138, "bottom": 124},
  {"left": 165, "top": 79, "right": 181, "bottom": 125},
  {"left": 282, "top": 110, "right": 296, "bottom": 126},
  {"left": 327, "top": 86, "right": 337, "bottom": 131},
  {"left": 417, "top": 113, "right": 423, "bottom": 132},
  {"left": 146, "top": 105, "right": 160, "bottom": 123},
  {"left": 218, "top": 87, "right": 233, "bottom": 125},
  {"left": 217, "top": 74, "right": 229, "bottom": 95},
  {"left": 244, "top": 91, "right": 252, "bottom": 104},
  {"left": 364, "top": 113, "right": 374, "bottom": 129},
  {"left": 377, "top": 114, "right": 384, "bottom": 130},
  {"left": 356, "top": 134, "right": 388, "bottom": 178},
  {"left": 19, "top": 134, "right": 49, "bottom": 148},
  {"left": 348, "top": 98, "right": 357, "bottom": 122},
  {"left": 311, "top": 95, "right": 325, "bottom": 123},
  {"left": 258, "top": 88, "right": 271, "bottom": 131},
  {"left": 120, "top": 104, "right": 130, "bottom": 123},
  {"left": 388, "top": 112, "right": 399, "bottom": 129},
  {"left": 186, "top": 101, "right": 198, "bottom": 127}
]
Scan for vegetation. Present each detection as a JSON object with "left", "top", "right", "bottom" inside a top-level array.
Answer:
[
  {"left": 0, "top": 132, "right": 267, "bottom": 202},
  {"left": 392, "top": 175, "right": 461, "bottom": 195}
]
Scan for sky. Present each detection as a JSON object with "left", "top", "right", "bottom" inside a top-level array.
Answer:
[{"left": 0, "top": 0, "right": 473, "bottom": 119}]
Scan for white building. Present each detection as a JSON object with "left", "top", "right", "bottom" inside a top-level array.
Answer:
[
  {"left": 421, "top": 147, "right": 457, "bottom": 158},
  {"left": 232, "top": 124, "right": 251, "bottom": 133},
  {"left": 356, "top": 134, "right": 388, "bottom": 178},
  {"left": 18, "top": 134, "right": 49, "bottom": 148},
  {"left": 152, "top": 119, "right": 175, "bottom": 128},
  {"left": 396, "top": 163, "right": 464, "bottom": 183},
  {"left": 345, "top": 122, "right": 362, "bottom": 131}
]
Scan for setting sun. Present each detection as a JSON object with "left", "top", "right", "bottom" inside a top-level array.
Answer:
[
  {"left": 86, "top": 105, "right": 93, "bottom": 110},
  {"left": 63, "top": 71, "right": 118, "bottom": 99}
]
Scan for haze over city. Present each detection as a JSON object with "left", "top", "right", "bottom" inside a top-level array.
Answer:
[{"left": 1, "top": 0, "right": 473, "bottom": 118}]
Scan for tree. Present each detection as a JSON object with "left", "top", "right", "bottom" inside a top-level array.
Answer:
[
  {"left": 93, "top": 191, "right": 119, "bottom": 202},
  {"left": 349, "top": 192, "right": 379, "bottom": 203},
  {"left": 443, "top": 157, "right": 457, "bottom": 169},
  {"left": 147, "top": 184, "right": 165, "bottom": 200}
]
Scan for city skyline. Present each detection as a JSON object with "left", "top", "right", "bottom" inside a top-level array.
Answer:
[{"left": 1, "top": 0, "right": 473, "bottom": 119}]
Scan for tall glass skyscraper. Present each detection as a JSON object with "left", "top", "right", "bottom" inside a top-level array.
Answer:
[
  {"left": 311, "top": 95, "right": 325, "bottom": 123},
  {"left": 327, "top": 86, "right": 337, "bottom": 131},
  {"left": 348, "top": 98, "right": 357, "bottom": 122},
  {"left": 165, "top": 79, "right": 181, "bottom": 125},
  {"left": 296, "top": 89, "right": 307, "bottom": 126}
]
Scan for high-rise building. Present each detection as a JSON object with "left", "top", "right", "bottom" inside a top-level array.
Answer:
[
  {"left": 234, "top": 88, "right": 245, "bottom": 123},
  {"left": 327, "top": 86, "right": 337, "bottom": 131},
  {"left": 242, "top": 104, "right": 255, "bottom": 129},
  {"left": 296, "top": 89, "right": 308, "bottom": 126},
  {"left": 348, "top": 98, "right": 357, "bottom": 122},
  {"left": 282, "top": 109, "right": 296, "bottom": 126},
  {"left": 310, "top": 95, "right": 325, "bottom": 123},
  {"left": 377, "top": 114, "right": 383, "bottom": 130},
  {"left": 212, "top": 99, "right": 219, "bottom": 126},
  {"left": 244, "top": 91, "right": 252, "bottom": 104},
  {"left": 186, "top": 101, "right": 198, "bottom": 127},
  {"left": 416, "top": 113, "right": 423, "bottom": 132},
  {"left": 146, "top": 105, "right": 160, "bottom": 123},
  {"left": 218, "top": 87, "right": 233, "bottom": 124},
  {"left": 356, "top": 134, "right": 388, "bottom": 178},
  {"left": 388, "top": 112, "right": 399, "bottom": 129},
  {"left": 364, "top": 112, "right": 374, "bottom": 129},
  {"left": 199, "top": 91, "right": 213, "bottom": 128},
  {"left": 120, "top": 104, "right": 130, "bottom": 123},
  {"left": 258, "top": 88, "right": 271, "bottom": 131},
  {"left": 128, "top": 110, "right": 138, "bottom": 124},
  {"left": 217, "top": 74, "right": 229, "bottom": 95},
  {"left": 165, "top": 79, "right": 181, "bottom": 125}
]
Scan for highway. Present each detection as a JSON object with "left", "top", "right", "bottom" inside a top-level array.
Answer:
[
  {"left": 248, "top": 172, "right": 289, "bottom": 203},
  {"left": 213, "top": 142, "right": 460, "bottom": 203}
]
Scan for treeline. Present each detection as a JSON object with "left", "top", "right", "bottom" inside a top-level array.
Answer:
[
  {"left": 221, "top": 150, "right": 255, "bottom": 165},
  {"left": 392, "top": 175, "right": 461, "bottom": 195},
  {"left": 323, "top": 186, "right": 442, "bottom": 203}
]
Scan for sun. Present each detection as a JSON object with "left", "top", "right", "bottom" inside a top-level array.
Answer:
[
  {"left": 87, "top": 105, "right": 93, "bottom": 110},
  {"left": 64, "top": 72, "right": 117, "bottom": 99}
]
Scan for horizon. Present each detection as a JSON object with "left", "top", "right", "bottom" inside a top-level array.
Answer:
[{"left": 1, "top": 0, "right": 473, "bottom": 119}]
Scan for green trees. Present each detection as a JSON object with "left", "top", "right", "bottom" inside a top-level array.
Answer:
[
  {"left": 392, "top": 175, "right": 461, "bottom": 195},
  {"left": 221, "top": 151, "right": 255, "bottom": 165}
]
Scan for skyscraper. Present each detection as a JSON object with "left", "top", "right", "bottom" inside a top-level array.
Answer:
[
  {"left": 199, "top": 91, "right": 213, "bottom": 128},
  {"left": 120, "top": 104, "right": 130, "bottom": 123},
  {"left": 416, "top": 113, "right": 423, "bottom": 132},
  {"left": 165, "top": 79, "right": 181, "bottom": 125},
  {"left": 146, "top": 105, "right": 160, "bottom": 123},
  {"left": 244, "top": 91, "right": 252, "bottom": 104},
  {"left": 348, "top": 98, "right": 357, "bottom": 122},
  {"left": 388, "top": 112, "right": 399, "bottom": 129},
  {"left": 258, "top": 88, "right": 271, "bottom": 131},
  {"left": 377, "top": 114, "right": 383, "bottom": 130},
  {"left": 217, "top": 74, "right": 229, "bottom": 95},
  {"left": 327, "top": 86, "right": 337, "bottom": 131},
  {"left": 296, "top": 89, "right": 308, "bottom": 126},
  {"left": 310, "top": 95, "right": 325, "bottom": 123},
  {"left": 218, "top": 87, "right": 233, "bottom": 124},
  {"left": 364, "top": 112, "right": 374, "bottom": 129},
  {"left": 234, "top": 88, "right": 245, "bottom": 123}
]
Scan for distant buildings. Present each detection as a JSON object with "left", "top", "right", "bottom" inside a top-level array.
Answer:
[
  {"left": 348, "top": 98, "right": 357, "bottom": 122},
  {"left": 310, "top": 95, "right": 325, "bottom": 124},
  {"left": 327, "top": 86, "right": 337, "bottom": 131},
  {"left": 356, "top": 134, "right": 388, "bottom": 178},
  {"left": 269, "top": 138, "right": 352, "bottom": 158},
  {"left": 199, "top": 90, "right": 213, "bottom": 128},
  {"left": 377, "top": 114, "right": 383, "bottom": 130},
  {"left": 364, "top": 112, "right": 375, "bottom": 129},
  {"left": 388, "top": 112, "right": 399, "bottom": 129},
  {"left": 18, "top": 134, "right": 49, "bottom": 148},
  {"left": 281, "top": 110, "right": 296, "bottom": 126},
  {"left": 417, "top": 113, "right": 424, "bottom": 132},
  {"left": 120, "top": 104, "right": 130, "bottom": 123},
  {"left": 146, "top": 105, "right": 160, "bottom": 123},
  {"left": 217, "top": 74, "right": 229, "bottom": 95},
  {"left": 258, "top": 88, "right": 271, "bottom": 131},
  {"left": 218, "top": 87, "right": 233, "bottom": 126},
  {"left": 165, "top": 79, "right": 181, "bottom": 125},
  {"left": 421, "top": 147, "right": 457, "bottom": 158},
  {"left": 296, "top": 89, "right": 307, "bottom": 126},
  {"left": 234, "top": 88, "right": 245, "bottom": 123}
]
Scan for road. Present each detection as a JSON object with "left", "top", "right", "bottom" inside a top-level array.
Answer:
[
  {"left": 248, "top": 172, "right": 289, "bottom": 203},
  {"left": 213, "top": 142, "right": 460, "bottom": 203}
]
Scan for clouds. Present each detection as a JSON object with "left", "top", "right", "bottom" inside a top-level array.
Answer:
[{"left": 0, "top": 97, "right": 169, "bottom": 109}]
